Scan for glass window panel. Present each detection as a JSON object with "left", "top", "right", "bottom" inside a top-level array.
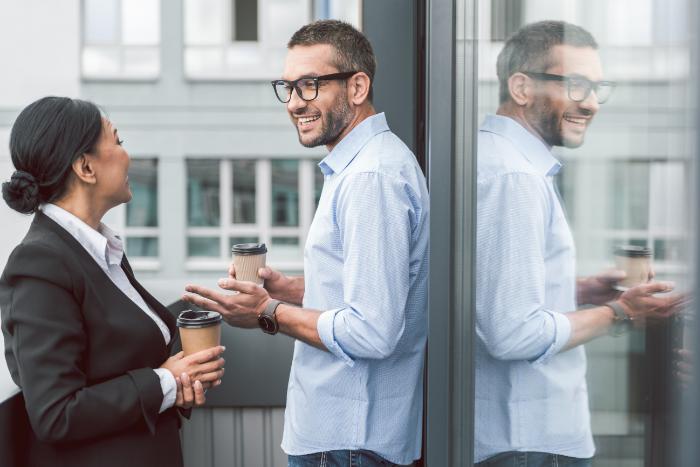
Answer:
[
  {"left": 610, "top": 161, "right": 650, "bottom": 230},
  {"left": 184, "top": 0, "right": 227, "bottom": 45},
  {"left": 184, "top": 48, "right": 225, "bottom": 76},
  {"left": 122, "top": 0, "right": 160, "bottom": 45},
  {"left": 126, "top": 159, "right": 158, "bottom": 227},
  {"left": 122, "top": 47, "right": 160, "bottom": 77},
  {"left": 188, "top": 237, "right": 221, "bottom": 257},
  {"left": 271, "top": 160, "right": 299, "bottom": 227},
  {"left": 187, "top": 159, "right": 220, "bottom": 227},
  {"left": 84, "top": 0, "right": 118, "bottom": 45},
  {"left": 490, "top": 0, "right": 523, "bottom": 41},
  {"left": 232, "top": 160, "right": 256, "bottom": 224},
  {"left": 266, "top": 0, "right": 310, "bottom": 46},
  {"left": 126, "top": 237, "right": 159, "bottom": 257},
  {"left": 82, "top": 47, "right": 121, "bottom": 76},
  {"left": 233, "top": 0, "right": 258, "bottom": 42},
  {"left": 271, "top": 237, "right": 299, "bottom": 246}
]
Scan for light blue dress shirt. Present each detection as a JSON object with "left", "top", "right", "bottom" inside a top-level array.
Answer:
[
  {"left": 281, "top": 113, "right": 430, "bottom": 465},
  {"left": 475, "top": 115, "right": 595, "bottom": 462}
]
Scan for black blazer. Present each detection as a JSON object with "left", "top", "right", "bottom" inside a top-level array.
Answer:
[{"left": 0, "top": 212, "right": 183, "bottom": 467}]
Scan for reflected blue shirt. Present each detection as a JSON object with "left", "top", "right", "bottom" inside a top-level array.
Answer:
[
  {"left": 475, "top": 115, "right": 595, "bottom": 462},
  {"left": 281, "top": 113, "right": 429, "bottom": 465}
]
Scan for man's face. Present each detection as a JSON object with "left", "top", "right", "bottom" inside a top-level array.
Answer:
[
  {"left": 526, "top": 45, "right": 604, "bottom": 148},
  {"left": 282, "top": 44, "right": 353, "bottom": 148}
]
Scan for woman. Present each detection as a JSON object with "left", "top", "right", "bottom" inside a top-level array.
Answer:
[{"left": 0, "top": 96, "right": 225, "bottom": 467}]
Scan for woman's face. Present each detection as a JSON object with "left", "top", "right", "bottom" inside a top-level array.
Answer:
[{"left": 89, "top": 118, "right": 132, "bottom": 208}]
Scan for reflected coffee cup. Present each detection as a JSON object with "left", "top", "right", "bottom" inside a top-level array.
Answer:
[
  {"left": 177, "top": 310, "right": 223, "bottom": 356},
  {"left": 231, "top": 243, "right": 267, "bottom": 285},
  {"left": 614, "top": 245, "right": 652, "bottom": 290}
]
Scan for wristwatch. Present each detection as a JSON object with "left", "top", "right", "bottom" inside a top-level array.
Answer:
[
  {"left": 258, "top": 299, "right": 282, "bottom": 335},
  {"left": 605, "top": 300, "right": 632, "bottom": 336}
]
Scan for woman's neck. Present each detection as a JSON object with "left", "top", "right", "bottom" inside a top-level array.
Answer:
[{"left": 52, "top": 194, "right": 106, "bottom": 230}]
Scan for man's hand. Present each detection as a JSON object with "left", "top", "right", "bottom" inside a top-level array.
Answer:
[
  {"left": 228, "top": 263, "right": 304, "bottom": 305},
  {"left": 616, "top": 281, "right": 684, "bottom": 326},
  {"left": 576, "top": 270, "right": 626, "bottom": 306},
  {"left": 183, "top": 279, "right": 271, "bottom": 328}
]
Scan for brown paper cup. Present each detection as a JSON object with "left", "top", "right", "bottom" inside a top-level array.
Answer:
[
  {"left": 232, "top": 243, "right": 267, "bottom": 285},
  {"left": 177, "top": 310, "right": 223, "bottom": 356},
  {"left": 614, "top": 245, "right": 652, "bottom": 289}
]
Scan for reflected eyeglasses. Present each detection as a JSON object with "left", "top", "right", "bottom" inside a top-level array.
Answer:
[
  {"left": 271, "top": 71, "right": 358, "bottom": 103},
  {"left": 522, "top": 71, "right": 616, "bottom": 104}
]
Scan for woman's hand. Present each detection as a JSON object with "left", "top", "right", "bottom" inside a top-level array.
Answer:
[
  {"left": 160, "top": 346, "right": 226, "bottom": 386},
  {"left": 175, "top": 372, "right": 222, "bottom": 408}
]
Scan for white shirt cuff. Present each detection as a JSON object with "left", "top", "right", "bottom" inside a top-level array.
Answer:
[
  {"left": 530, "top": 309, "right": 572, "bottom": 365},
  {"left": 317, "top": 308, "right": 355, "bottom": 367},
  {"left": 153, "top": 368, "right": 177, "bottom": 413}
]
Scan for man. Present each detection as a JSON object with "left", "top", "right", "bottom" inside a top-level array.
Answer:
[
  {"left": 475, "top": 21, "right": 682, "bottom": 466},
  {"left": 184, "top": 20, "right": 429, "bottom": 467}
]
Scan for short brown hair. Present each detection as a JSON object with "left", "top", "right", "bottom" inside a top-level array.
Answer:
[
  {"left": 497, "top": 20, "right": 598, "bottom": 104},
  {"left": 288, "top": 20, "right": 376, "bottom": 101}
]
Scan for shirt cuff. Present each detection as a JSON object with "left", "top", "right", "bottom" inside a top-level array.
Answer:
[
  {"left": 317, "top": 308, "right": 355, "bottom": 367},
  {"left": 530, "top": 309, "right": 572, "bottom": 365},
  {"left": 153, "top": 368, "right": 177, "bottom": 413}
]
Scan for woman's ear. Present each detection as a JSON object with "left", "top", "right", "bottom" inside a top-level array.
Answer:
[
  {"left": 71, "top": 154, "right": 97, "bottom": 185},
  {"left": 507, "top": 73, "right": 532, "bottom": 106},
  {"left": 348, "top": 72, "right": 372, "bottom": 106}
]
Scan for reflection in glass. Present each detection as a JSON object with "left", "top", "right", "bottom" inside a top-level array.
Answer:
[
  {"left": 126, "top": 237, "right": 158, "bottom": 257},
  {"left": 187, "top": 160, "right": 220, "bottom": 227},
  {"left": 271, "top": 160, "right": 299, "bottom": 227},
  {"left": 188, "top": 237, "right": 220, "bottom": 257},
  {"left": 232, "top": 160, "right": 256, "bottom": 224},
  {"left": 127, "top": 159, "right": 158, "bottom": 227}
]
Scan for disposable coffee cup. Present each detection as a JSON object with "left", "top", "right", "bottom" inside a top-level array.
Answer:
[
  {"left": 614, "top": 245, "right": 652, "bottom": 290},
  {"left": 177, "top": 310, "right": 222, "bottom": 356},
  {"left": 231, "top": 243, "right": 267, "bottom": 285}
]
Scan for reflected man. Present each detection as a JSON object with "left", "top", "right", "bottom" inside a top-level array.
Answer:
[
  {"left": 184, "top": 20, "right": 429, "bottom": 467},
  {"left": 475, "top": 21, "right": 681, "bottom": 467}
]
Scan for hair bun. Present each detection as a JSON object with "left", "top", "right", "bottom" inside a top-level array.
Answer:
[{"left": 2, "top": 170, "right": 40, "bottom": 214}]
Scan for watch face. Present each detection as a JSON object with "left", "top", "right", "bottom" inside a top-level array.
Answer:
[{"left": 258, "top": 315, "right": 276, "bottom": 334}]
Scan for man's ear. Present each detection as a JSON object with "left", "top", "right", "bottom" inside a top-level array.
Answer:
[
  {"left": 347, "top": 72, "right": 371, "bottom": 106},
  {"left": 507, "top": 73, "right": 532, "bottom": 106},
  {"left": 71, "top": 154, "right": 97, "bottom": 185}
]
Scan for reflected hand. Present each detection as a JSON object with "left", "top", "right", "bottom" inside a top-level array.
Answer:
[
  {"left": 183, "top": 279, "right": 270, "bottom": 328},
  {"left": 674, "top": 348, "right": 693, "bottom": 391},
  {"left": 616, "top": 281, "right": 684, "bottom": 326},
  {"left": 576, "top": 269, "right": 626, "bottom": 306}
]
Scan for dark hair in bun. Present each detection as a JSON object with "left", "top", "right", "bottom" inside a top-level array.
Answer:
[{"left": 1, "top": 96, "right": 103, "bottom": 214}]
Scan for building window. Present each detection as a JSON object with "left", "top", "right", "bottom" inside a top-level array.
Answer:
[
  {"left": 81, "top": 0, "right": 160, "bottom": 79},
  {"left": 124, "top": 158, "right": 159, "bottom": 259},
  {"left": 186, "top": 158, "right": 319, "bottom": 269},
  {"left": 184, "top": 0, "right": 360, "bottom": 79},
  {"left": 490, "top": 0, "right": 522, "bottom": 41}
]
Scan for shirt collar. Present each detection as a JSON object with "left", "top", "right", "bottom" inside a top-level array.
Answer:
[
  {"left": 41, "top": 203, "right": 124, "bottom": 268},
  {"left": 318, "top": 112, "right": 390, "bottom": 176},
  {"left": 480, "top": 114, "right": 562, "bottom": 177}
]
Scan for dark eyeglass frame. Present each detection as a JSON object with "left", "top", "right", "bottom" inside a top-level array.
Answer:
[
  {"left": 271, "top": 71, "right": 358, "bottom": 103},
  {"left": 521, "top": 71, "right": 616, "bottom": 104}
]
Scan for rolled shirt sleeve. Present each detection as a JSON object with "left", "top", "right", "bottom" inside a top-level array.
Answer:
[
  {"left": 476, "top": 172, "right": 572, "bottom": 363},
  {"left": 316, "top": 172, "right": 419, "bottom": 363}
]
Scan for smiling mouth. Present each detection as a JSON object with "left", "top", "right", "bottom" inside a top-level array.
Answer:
[
  {"left": 297, "top": 115, "right": 321, "bottom": 126},
  {"left": 563, "top": 114, "right": 589, "bottom": 126}
]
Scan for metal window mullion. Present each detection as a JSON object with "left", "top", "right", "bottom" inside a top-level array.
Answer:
[
  {"left": 258, "top": 159, "right": 272, "bottom": 247},
  {"left": 221, "top": 159, "right": 233, "bottom": 260}
]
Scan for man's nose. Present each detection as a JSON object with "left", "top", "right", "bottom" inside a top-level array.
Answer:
[
  {"left": 287, "top": 87, "right": 306, "bottom": 114},
  {"left": 579, "top": 89, "right": 600, "bottom": 114}
]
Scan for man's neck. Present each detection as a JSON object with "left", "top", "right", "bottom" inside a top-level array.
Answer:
[
  {"left": 325, "top": 104, "right": 376, "bottom": 152},
  {"left": 496, "top": 103, "right": 552, "bottom": 151}
]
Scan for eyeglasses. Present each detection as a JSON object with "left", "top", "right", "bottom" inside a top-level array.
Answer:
[
  {"left": 522, "top": 71, "right": 616, "bottom": 104},
  {"left": 271, "top": 71, "right": 358, "bottom": 103}
]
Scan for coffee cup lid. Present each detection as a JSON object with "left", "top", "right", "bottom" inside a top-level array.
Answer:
[
  {"left": 177, "top": 310, "right": 222, "bottom": 328},
  {"left": 231, "top": 242, "right": 267, "bottom": 255},
  {"left": 615, "top": 245, "right": 652, "bottom": 258}
]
